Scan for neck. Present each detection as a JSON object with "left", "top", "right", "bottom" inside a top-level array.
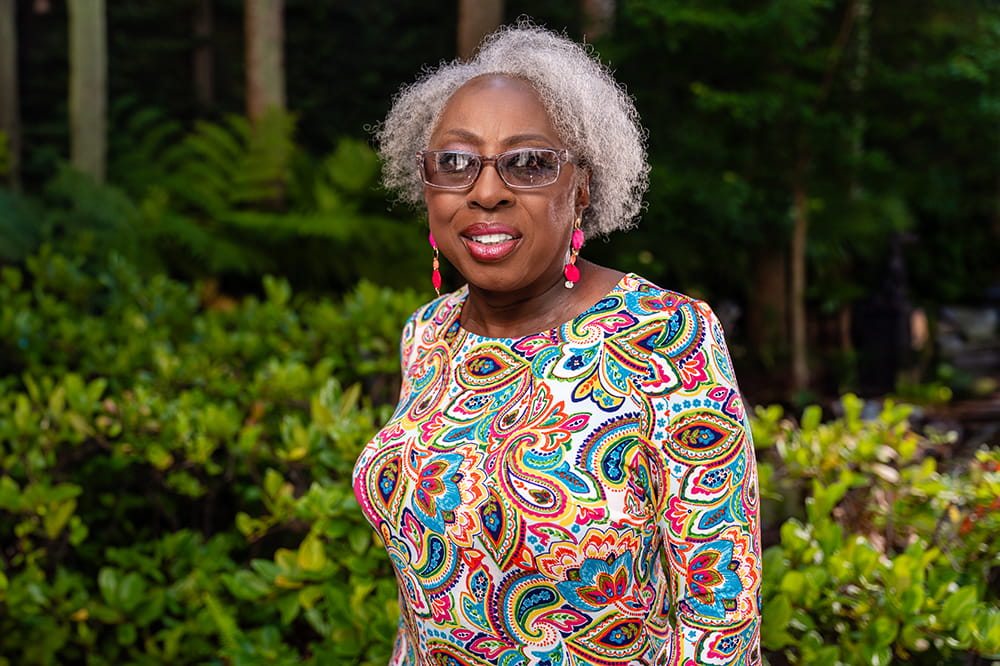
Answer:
[{"left": 459, "top": 260, "right": 622, "bottom": 338}]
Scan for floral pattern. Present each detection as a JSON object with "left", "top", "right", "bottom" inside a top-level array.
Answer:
[{"left": 354, "top": 274, "right": 761, "bottom": 665}]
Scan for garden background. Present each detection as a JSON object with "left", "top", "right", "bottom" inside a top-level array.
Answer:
[{"left": 0, "top": 0, "right": 998, "bottom": 664}]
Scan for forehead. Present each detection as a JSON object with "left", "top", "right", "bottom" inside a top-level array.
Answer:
[{"left": 430, "top": 75, "right": 561, "bottom": 147}]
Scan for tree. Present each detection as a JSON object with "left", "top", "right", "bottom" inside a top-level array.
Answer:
[
  {"left": 596, "top": 0, "right": 1000, "bottom": 398},
  {"left": 581, "top": 0, "right": 614, "bottom": 40},
  {"left": 67, "top": 0, "right": 107, "bottom": 182},
  {"left": 0, "top": 0, "right": 19, "bottom": 189},
  {"left": 244, "top": 0, "right": 285, "bottom": 123},
  {"left": 193, "top": 0, "right": 215, "bottom": 110},
  {"left": 457, "top": 0, "right": 503, "bottom": 59}
]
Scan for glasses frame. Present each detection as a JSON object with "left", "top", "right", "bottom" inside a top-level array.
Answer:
[{"left": 417, "top": 147, "right": 571, "bottom": 190}]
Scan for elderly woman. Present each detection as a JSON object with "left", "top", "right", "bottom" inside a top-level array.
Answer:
[{"left": 353, "top": 23, "right": 761, "bottom": 666}]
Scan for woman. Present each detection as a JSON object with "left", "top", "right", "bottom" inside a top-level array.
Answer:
[{"left": 354, "top": 23, "right": 761, "bottom": 666}]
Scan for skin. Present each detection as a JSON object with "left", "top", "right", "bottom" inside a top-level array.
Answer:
[{"left": 424, "top": 75, "right": 624, "bottom": 338}]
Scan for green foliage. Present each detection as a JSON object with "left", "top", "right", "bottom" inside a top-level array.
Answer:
[
  {"left": 0, "top": 251, "right": 423, "bottom": 664},
  {"left": 4, "top": 107, "right": 426, "bottom": 293},
  {"left": 106, "top": 108, "right": 427, "bottom": 290},
  {"left": 589, "top": 0, "right": 1000, "bottom": 317},
  {"left": 3, "top": 255, "right": 998, "bottom": 663},
  {"left": 755, "top": 395, "right": 1000, "bottom": 664}
]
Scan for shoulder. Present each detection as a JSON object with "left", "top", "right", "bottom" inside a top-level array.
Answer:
[
  {"left": 400, "top": 286, "right": 468, "bottom": 365},
  {"left": 619, "top": 274, "right": 719, "bottom": 324}
]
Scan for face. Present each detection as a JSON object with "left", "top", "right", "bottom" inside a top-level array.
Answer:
[{"left": 423, "top": 75, "right": 588, "bottom": 297}]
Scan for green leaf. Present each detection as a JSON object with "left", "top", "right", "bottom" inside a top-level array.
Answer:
[
  {"left": 117, "top": 572, "right": 146, "bottom": 612},
  {"left": 349, "top": 527, "right": 371, "bottom": 555},
  {"left": 868, "top": 616, "right": 900, "bottom": 648},
  {"left": 204, "top": 592, "right": 239, "bottom": 648},
  {"left": 224, "top": 571, "right": 271, "bottom": 601},
  {"left": 297, "top": 533, "right": 327, "bottom": 572},
  {"left": 98, "top": 567, "right": 119, "bottom": 607},
  {"left": 277, "top": 592, "right": 301, "bottom": 625},
  {"left": 43, "top": 498, "right": 77, "bottom": 539},
  {"left": 780, "top": 570, "right": 806, "bottom": 598},
  {"left": 941, "top": 585, "right": 978, "bottom": 626},
  {"left": 900, "top": 586, "right": 924, "bottom": 616},
  {"left": 801, "top": 404, "right": 822, "bottom": 432},
  {"left": 761, "top": 594, "right": 795, "bottom": 649}
]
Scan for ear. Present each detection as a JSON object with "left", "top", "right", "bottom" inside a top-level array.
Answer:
[{"left": 574, "top": 168, "right": 591, "bottom": 216}]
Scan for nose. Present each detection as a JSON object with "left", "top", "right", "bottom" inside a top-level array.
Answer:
[{"left": 468, "top": 161, "right": 513, "bottom": 209}]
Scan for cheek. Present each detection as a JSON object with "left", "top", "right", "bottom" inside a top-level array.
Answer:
[
  {"left": 425, "top": 192, "right": 457, "bottom": 230},
  {"left": 544, "top": 186, "right": 579, "bottom": 226}
]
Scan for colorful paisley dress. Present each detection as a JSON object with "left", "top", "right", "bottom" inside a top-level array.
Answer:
[{"left": 353, "top": 274, "right": 761, "bottom": 665}]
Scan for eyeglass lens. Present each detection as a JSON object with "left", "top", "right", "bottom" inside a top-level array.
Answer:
[{"left": 422, "top": 149, "right": 562, "bottom": 189}]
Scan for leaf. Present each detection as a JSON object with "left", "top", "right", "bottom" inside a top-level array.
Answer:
[
  {"left": 274, "top": 548, "right": 297, "bottom": 573},
  {"left": 297, "top": 533, "right": 327, "bottom": 572},
  {"left": 223, "top": 571, "right": 271, "bottom": 601},
  {"left": 277, "top": 592, "right": 301, "bottom": 625},
  {"left": 780, "top": 570, "right": 806, "bottom": 598},
  {"left": 868, "top": 616, "right": 900, "bottom": 648},
  {"left": 43, "top": 498, "right": 77, "bottom": 539},
  {"left": 941, "top": 586, "right": 978, "bottom": 626},
  {"left": 761, "top": 594, "right": 795, "bottom": 649},
  {"left": 349, "top": 527, "right": 371, "bottom": 555},
  {"left": 203, "top": 592, "right": 239, "bottom": 648},
  {"left": 117, "top": 572, "right": 146, "bottom": 612},
  {"left": 98, "top": 567, "right": 119, "bottom": 607}
]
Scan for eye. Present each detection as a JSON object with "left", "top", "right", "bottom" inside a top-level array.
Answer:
[
  {"left": 435, "top": 151, "right": 476, "bottom": 174},
  {"left": 506, "top": 149, "right": 553, "bottom": 171},
  {"left": 500, "top": 149, "right": 561, "bottom": 186}
]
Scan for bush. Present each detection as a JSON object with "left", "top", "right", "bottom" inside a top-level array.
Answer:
[
  {"left": 755, "top": 395, "right": 1000, "bottom": 665},
  {"left": 1, "top": 251, "right": 997, "bottom": 664},
  {"left": 0, "top": 250, "right": 423, "bottom": 664}
]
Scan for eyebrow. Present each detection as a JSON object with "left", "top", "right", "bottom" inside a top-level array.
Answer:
[{"left": 438, "top": 129, "right": 558, "bottom": 148}]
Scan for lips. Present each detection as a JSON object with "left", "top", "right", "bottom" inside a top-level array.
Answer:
[{"left": 461, "top": 224, "right": 522, "bottom": 262}]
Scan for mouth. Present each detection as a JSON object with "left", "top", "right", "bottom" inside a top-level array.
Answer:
[
  {"left": 460, "top": 228, "right": 522, "bottom": 262},
  {"left": 466, "top": 232, "right": 518, "bottom": 245}
]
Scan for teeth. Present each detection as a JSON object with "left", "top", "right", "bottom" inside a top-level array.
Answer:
[{"left": 472, "top": 233, "right": 515, "bottom": 245}]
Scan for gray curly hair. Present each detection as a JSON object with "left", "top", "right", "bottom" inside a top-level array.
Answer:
[{"left": 376, "top": 22, "right": 649, "bottom": 238}]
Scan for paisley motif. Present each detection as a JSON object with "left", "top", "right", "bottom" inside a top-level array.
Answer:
[{"left": 353, "top": 274, "right": 761, "bottom": 665}]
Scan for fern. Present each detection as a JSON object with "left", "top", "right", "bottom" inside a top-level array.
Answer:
[{"left": 55, "top": 106, "right": 427, "bottom": 288}]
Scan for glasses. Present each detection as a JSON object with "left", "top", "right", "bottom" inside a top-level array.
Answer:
[{"left": 418, "top": 148, "right": 570, "bottom": 190}]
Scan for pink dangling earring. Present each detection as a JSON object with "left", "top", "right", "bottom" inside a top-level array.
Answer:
[
  {"left": 429, "top": 232, "right": 442, "bottom": 297},
  {"left": 563, "top": 219, "right": 584, "bottom": 289}
]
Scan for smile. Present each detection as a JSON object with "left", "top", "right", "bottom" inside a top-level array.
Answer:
[
  {"left": 461, "top": 233, "right": 521, "bottom": 262},
  {"left": 469, "top": 233, "right": 516, "bottom": 245}
]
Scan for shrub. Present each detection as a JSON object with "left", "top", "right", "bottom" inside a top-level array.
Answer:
[
  {"left": 1, "top": 251, "right": 997, "bottom": 664},
  {"left": 755, "top": 395, "right": 1000, "bottom": 665},
  {"left": 0, "top": 251, "right": 423, "bottom": 664}
]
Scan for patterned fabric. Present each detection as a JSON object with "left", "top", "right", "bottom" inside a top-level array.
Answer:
[{"left": 353, "top": 274, "right": 761, "bottom": 665}]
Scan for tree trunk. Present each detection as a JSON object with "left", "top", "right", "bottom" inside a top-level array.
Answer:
[
  {"left": 790, "top": 161, "right": 809, "bottom": 393},
  {"left": 747, "top": 245, "right": 788, "bottom": 382},
  {"left": 193, "top": 0, "right": 214, "bottom": 110},
  {"left": 581, "top": 0, "right": 615, "bottom": 41},
  {"left": 0, "top": 0, "right": 20, "bottom": 189},
  {"left": 67, "top": 0, "right": 107, "bottom": 182},
  {"left": 457, "top": 0, "right": 503, "bottom": 59},
  {"left": 840, "top": 0, "right": 870, "bottom": 358},
  {"left": 244, "top": 0, "right": 285, "bottom": 123}
]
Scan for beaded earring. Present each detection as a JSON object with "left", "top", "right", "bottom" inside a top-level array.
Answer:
[
  {"left": 429, "top": 232, "right": 442, "bottom": 297},
  {"left": 563, "top": 219, "right": 584, "bottom": 288}
]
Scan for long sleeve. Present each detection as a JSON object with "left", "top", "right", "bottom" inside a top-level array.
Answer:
[{"left": 653, "top": 301, "right": 762, "bottom": 664}]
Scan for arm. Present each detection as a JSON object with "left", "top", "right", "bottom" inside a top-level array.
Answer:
[{"left": 654, "top": 301, "right": 762, "bottom": 665}]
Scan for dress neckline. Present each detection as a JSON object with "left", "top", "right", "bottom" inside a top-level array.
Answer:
[{"left": 443, "top": 272, "right": 638, "bottom": 343}]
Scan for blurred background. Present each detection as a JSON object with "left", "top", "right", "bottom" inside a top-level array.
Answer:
[
  {"left": 0, "top": 1, "right": 998, "bottom": 664},
  {"left": 4, "top": 0, "right": 999, "bottom": 405}
]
